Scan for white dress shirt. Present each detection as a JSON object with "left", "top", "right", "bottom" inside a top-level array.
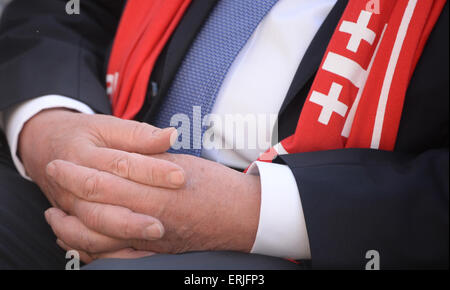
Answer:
[{"left": 0, "top": 0, "right": 337, "bottom": 259}]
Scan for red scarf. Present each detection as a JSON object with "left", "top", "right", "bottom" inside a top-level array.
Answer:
[
  {"left": 259, "top": 0, "right": 446, "bottom": 162},
  {"left": 107, "top": 0, "right": 445, "bottom": 159},
  {"left": 107, "top": 0, "right": 192, "bottom": 120}
]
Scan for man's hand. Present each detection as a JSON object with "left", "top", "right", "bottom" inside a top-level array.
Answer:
[
  {"left": 20, "top": 109, "right": 185, "bottom": 242},
  {"left": 44, "top": 153, "right": 261, "bottom": 261}
]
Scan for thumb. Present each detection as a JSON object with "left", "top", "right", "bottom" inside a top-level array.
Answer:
[{"left": 94, "top": 116, "right": 177, "bottom": 154}]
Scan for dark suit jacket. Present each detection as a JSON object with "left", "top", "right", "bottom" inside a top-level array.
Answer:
[{"left": 0, "top": 0, "right": 448, "bottom": 269}]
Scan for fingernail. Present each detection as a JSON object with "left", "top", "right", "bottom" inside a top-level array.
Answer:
[
  {"left": 168, "top": 170, "right": 185, "bottom": 187},
  {"left": 44, "top": 208, "right": 54, "bottom": 222},
  {"left": 143, "top": 223, "right": 164, "bottom": 240},
  {"left": 56, "top": 239, "right": 64, "bottom": 247},
  {"left": 169, "top": 129, "right": 180, "bottom": 146},
  {"left": 155, "top": 127, "right": 175, "bottom": 136},
  {"left": 46, "top": 162, "right": 56, "bottom": 177}
]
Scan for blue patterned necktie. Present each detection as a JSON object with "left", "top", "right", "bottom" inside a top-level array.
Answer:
[{"left": 153, "top": 0, "right": 278, "bottom": 156}]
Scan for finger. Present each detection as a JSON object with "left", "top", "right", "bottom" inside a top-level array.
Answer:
[
  {"left": 58, "top": 239, "right": 154, "bottom": 263},
  {"left": 45, "top": 180, "right": 165, "bottom": 242},
  {"left": 46, "top": 160, "right": 169, "bottom": 215},
  {"left": 45, "top": 207, "right": 130, "bottom": 254},
  {"left": 81, "top": 147, "right": 185, "bottom": 188},
  {"left": 94, "top": 248, "right": 155, "bottom": 260},
  {"left": 93, "top": 116, "right": 177, "bottom": 154},
  {"left": 70, "top": 199, "right": 165, "bottom": 241},
  {"left": 45, "top": 181, "right": 78, "bottom": 215}
]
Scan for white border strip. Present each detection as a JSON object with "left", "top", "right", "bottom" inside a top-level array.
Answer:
[
  {"left": 370, "top": 0, "right": 417, "bottom": 149},
  {"left": 274, "top": 142, "right": 289, "bottom": 155}
]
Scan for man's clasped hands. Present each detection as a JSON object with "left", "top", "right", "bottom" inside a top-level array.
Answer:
[{"left": 19, "top": 109, "right": 261, "bottom": 263}]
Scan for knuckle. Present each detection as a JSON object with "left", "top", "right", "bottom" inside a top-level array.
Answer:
[
  {"left": 130, "top": 123, "right": 146, "bottom": 140},
  {"left": 111, "top": 156, "right": 130, "bottom": 178},
  {"left": 82, "top": 173, "right": 100, "bottom": 200},
  {"left": 149, "top": 165, "right": 159, "bottom": 185},
  {"left": 86, "top": 204, "right": 102, "bottom": 228},
  {"left": 121, "top": 210, "right": 134, "bottom": 239},
  {"left": 82, "top": 229, "right": 97, "bottom": 253}
]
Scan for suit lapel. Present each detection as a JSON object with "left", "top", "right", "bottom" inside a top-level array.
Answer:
[{"left": 277, "top": 0, "right": 348, "bottom": 117}]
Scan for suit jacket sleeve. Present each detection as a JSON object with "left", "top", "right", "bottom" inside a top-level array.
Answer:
[
  {"left": 0, "top": 0, "right": 124, "bottom": 113},
  {"left": 278, "top": 148, "right": 449, "bottom": 269}
]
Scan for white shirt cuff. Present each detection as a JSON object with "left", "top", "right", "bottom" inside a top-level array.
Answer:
[
  {"left": 247, "top": 161, "right": 311, "bottom": 260},
  {"left": 1, "top": 95, "right": 95, "bottom": 180}
]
